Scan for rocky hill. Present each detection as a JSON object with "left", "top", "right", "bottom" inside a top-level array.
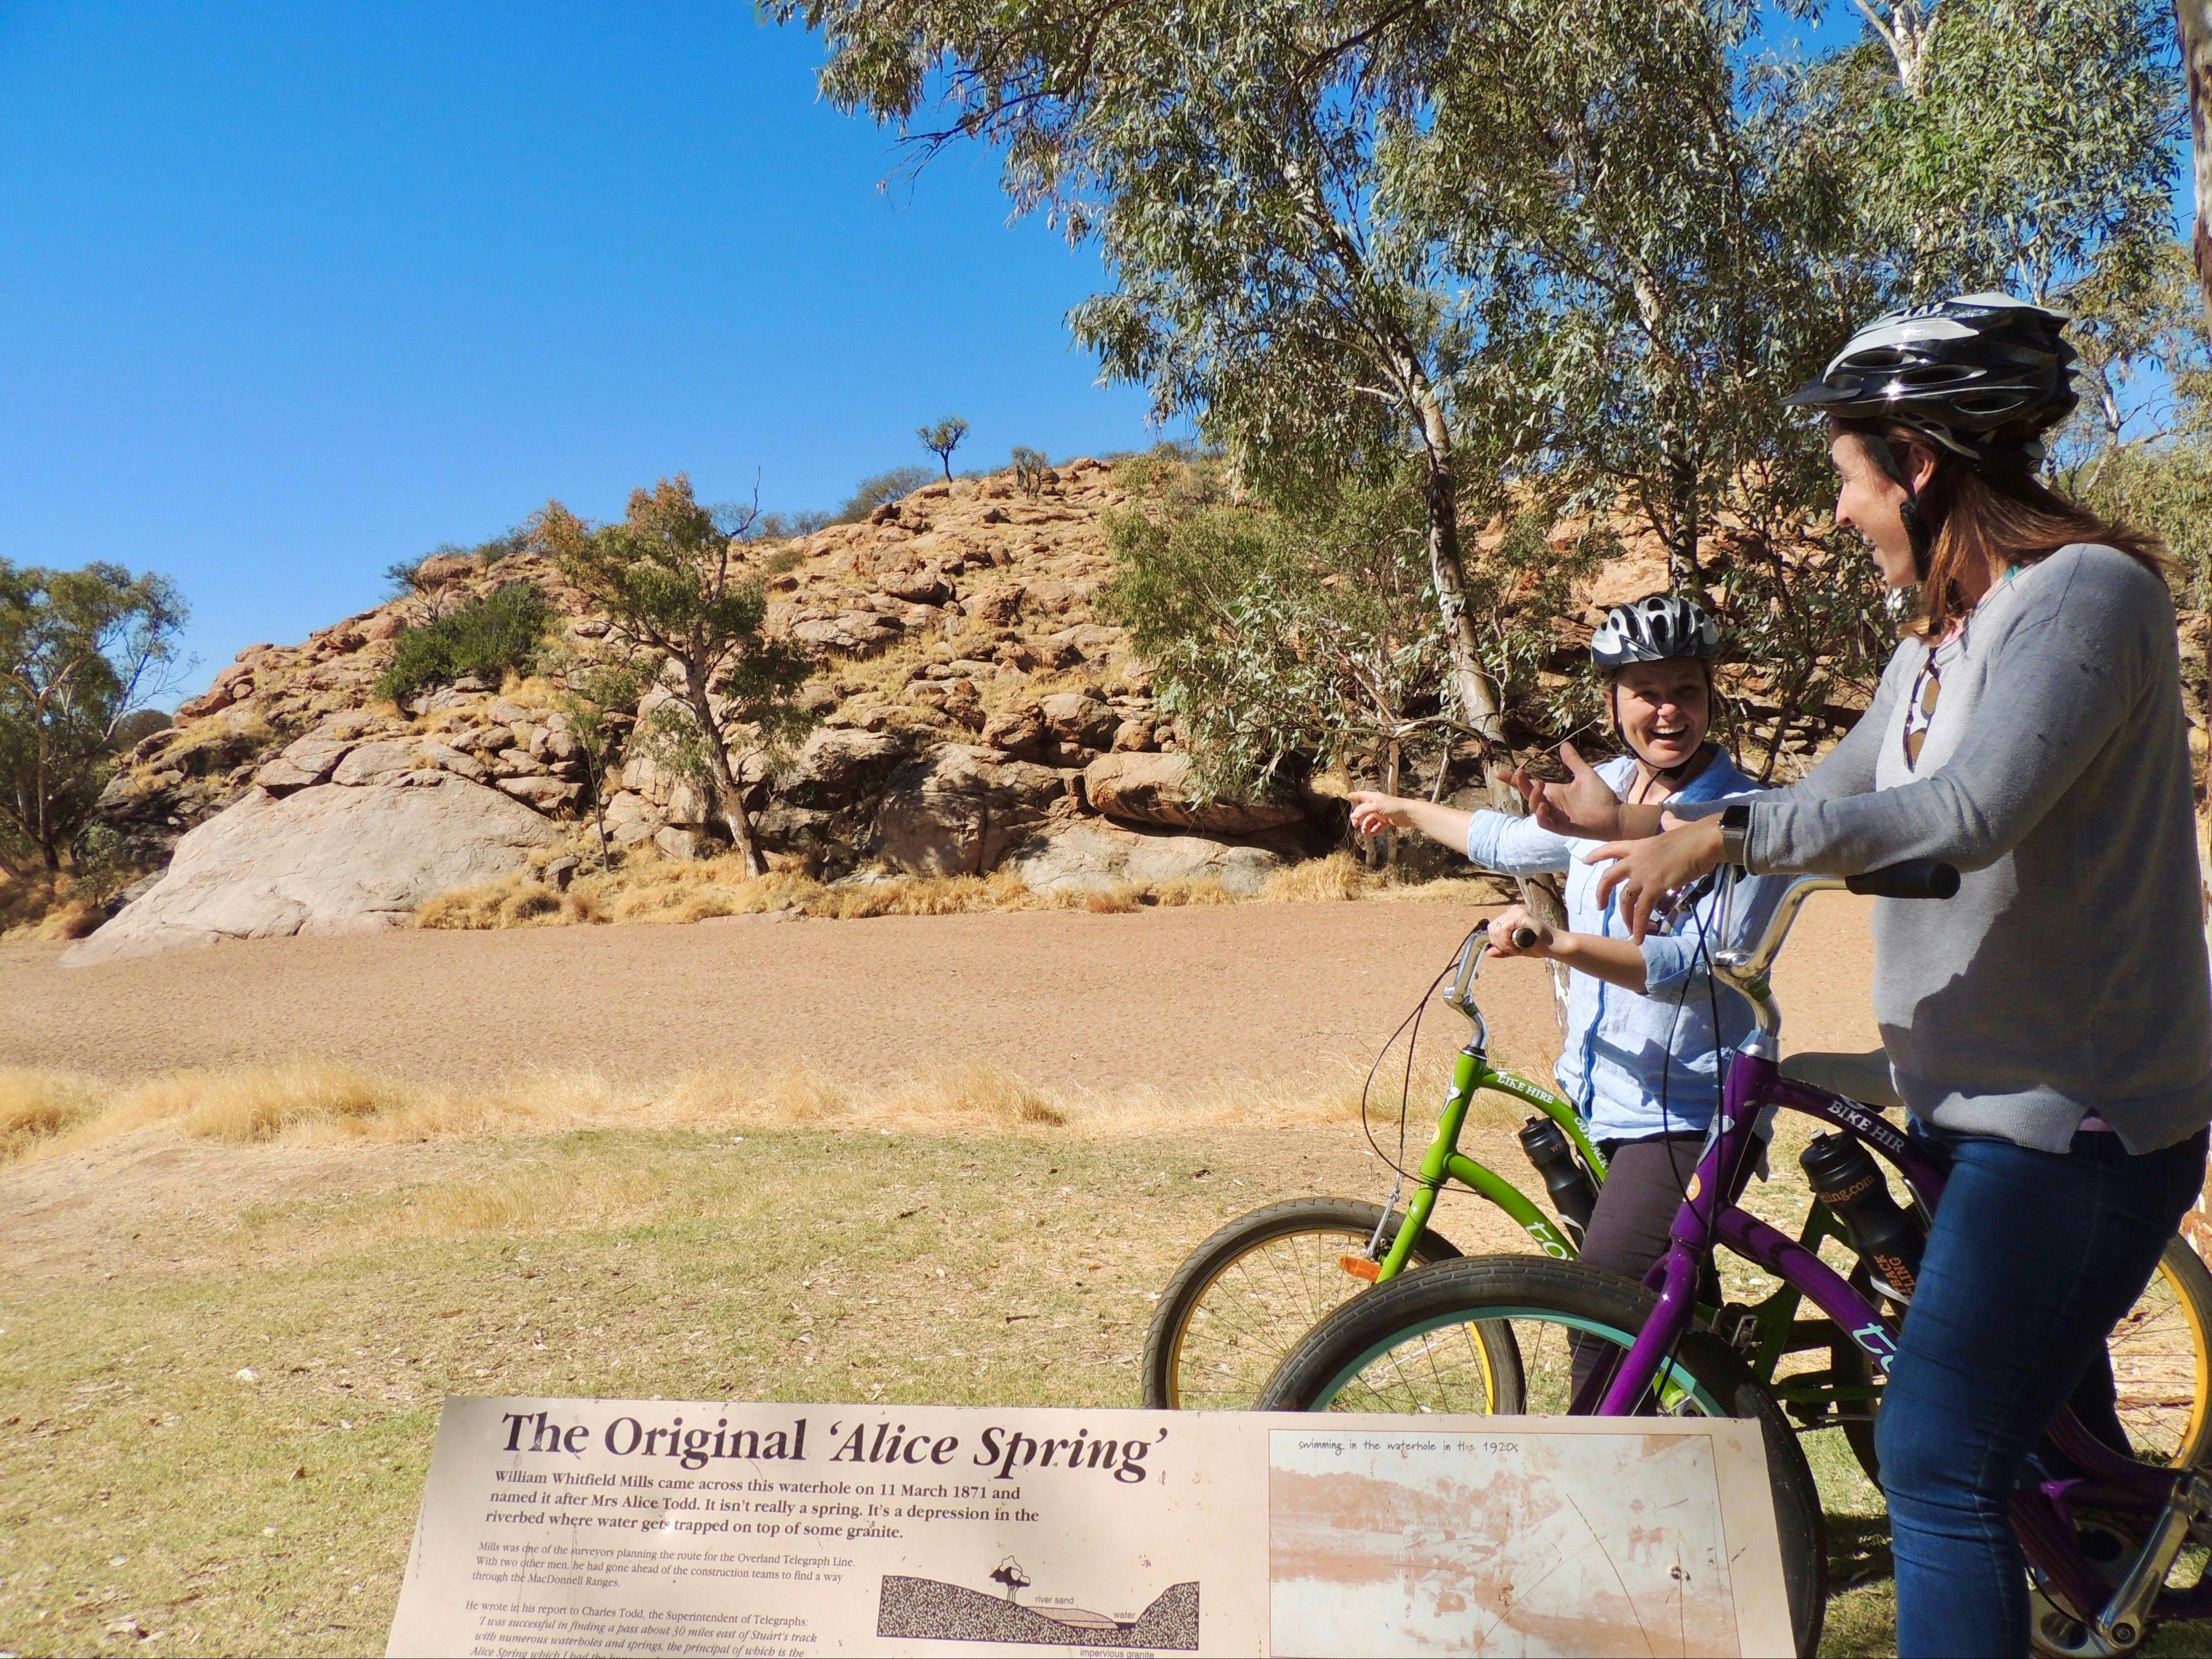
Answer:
[
  {"left": 63, "top": 458, "right": 1353, "bottom": 963},
  {"left": 56, "top": 453, "right": 2212, "bottom": 964}
]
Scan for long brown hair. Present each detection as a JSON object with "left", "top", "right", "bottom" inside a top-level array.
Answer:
[{"left": 1832, "top": 418, "right": 2170, "bottom": 638}]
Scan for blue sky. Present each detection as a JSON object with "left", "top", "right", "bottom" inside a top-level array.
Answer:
[
  {"left": 0, "top": 3, "right": 2178, "bottom": 704},
  {"left": 0, "top": 2, "right": 1159, "bottom": 702}
]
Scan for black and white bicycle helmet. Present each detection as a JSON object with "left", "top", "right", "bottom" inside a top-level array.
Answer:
[
  {"left": 1783, "top": 291, "right": 2078, "bottom": 472},
  {"left": 1590, "top": 593, "right": 1720, "bottom": 668}
]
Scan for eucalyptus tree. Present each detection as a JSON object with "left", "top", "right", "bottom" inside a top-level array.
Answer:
[
  {"left": 1838, "top": 0, "right": 2180, "bottom": 304},
  {"left": 769, "top": 0, "right": 1535, "bottom": 765},
  {"left": 2184, "top": 0, "right": 2212, "bottom": 315},
  {"left": 0, "top": 561, "right": 188, "bottom": 873},
  {"left": 1431, "top": 0, "right": 1863, "bottom": 598},
  {"left": 533, "top": 476, "right": 814, "bottom": 875}
]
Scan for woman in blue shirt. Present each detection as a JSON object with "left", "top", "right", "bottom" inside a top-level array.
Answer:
[{"left": 1349, "top": 593, "right": 1788, "bottom": 1300}]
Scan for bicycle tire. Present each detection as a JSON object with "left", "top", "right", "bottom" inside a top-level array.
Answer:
[
  {"left": 1806, "top": 1233, "right": 2212, "bottom": 1492},
  {"left": 1140, "top": 1197, "right": 1491, "bottom": 1411},
  {"left": 1256, "top": 1255, "right": 1828, "bottom": 1659},
  {"left": 2107, "top": 1235, "right": 2212, "bottom": 1469}
]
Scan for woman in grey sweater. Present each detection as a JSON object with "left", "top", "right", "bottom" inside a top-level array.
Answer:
[{"left": 1539, "top": 294, "right": 2212, "bottom": 1656}]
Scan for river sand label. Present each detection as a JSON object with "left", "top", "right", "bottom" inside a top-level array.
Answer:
[{"left": 385, "top": 1397, "right": 1791, "bottom": 1657}]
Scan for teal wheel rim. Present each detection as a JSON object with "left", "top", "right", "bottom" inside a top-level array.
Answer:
[{"left": 1307, "top": 1304, "right": 1728, "bottom": 1416}]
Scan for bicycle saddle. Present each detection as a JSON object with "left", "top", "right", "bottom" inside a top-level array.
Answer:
[{"left": 1779, "top": 1049, "right": 1902, "bottom": 1112}]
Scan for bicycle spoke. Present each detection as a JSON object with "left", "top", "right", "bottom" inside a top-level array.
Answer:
[{"left": 1172, "top": 1228, "right": 1370, "bottom": 1408}]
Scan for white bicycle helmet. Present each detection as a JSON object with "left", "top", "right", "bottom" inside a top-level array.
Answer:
[
  {"left": 1783, "top": 291, "right": 2078, "bottom": 473},
  {"left": 1590, "top": 593, "right": 1721, "bottom": 668}
]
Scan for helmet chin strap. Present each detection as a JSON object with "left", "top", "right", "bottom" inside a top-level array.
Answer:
[{"left": 1867, "top": 432, "right": 1936, "bottom": 581}]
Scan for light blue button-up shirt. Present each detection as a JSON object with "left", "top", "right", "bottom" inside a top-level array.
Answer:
[{"left": 1465, "top": 752, "right": 1789, "bottom": 1144}]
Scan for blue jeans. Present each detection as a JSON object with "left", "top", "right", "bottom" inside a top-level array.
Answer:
[{"left": 1875, "top": 1123, "right": 2208, "bottom": 1657}]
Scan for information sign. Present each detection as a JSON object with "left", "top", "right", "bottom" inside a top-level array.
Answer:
[{"left": 385, "top": 1397, "right": 1792, "bottom": 1658}]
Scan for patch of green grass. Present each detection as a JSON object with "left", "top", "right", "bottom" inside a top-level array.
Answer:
[
  {"left": 0, "top": 1126, "right": 1366, "bottom": 1656},
  {"left": 14, "top": 1118, "right": 2212, "bottom": 1659}
]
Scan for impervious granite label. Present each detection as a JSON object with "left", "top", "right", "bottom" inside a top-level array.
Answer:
[{"left": 385, "top": 1398, "right": 1791, "bottom": 1658}]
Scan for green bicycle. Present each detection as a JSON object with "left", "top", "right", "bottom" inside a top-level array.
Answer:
[
  {"left": 1141, "top": 927, "right": 1601, "bottom": 1412},
  {"left": 1139, "top": 925, "right": 1898, "bottom": 1477}
]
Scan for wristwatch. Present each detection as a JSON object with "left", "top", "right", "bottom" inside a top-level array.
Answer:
[{"left": 1719, "top": 803, "right": 1751, "bottom": 869}]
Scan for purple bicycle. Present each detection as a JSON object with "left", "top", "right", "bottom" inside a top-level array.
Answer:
[{"left": 1258, "top": 862, "right": 2212, "bottom": 1659}]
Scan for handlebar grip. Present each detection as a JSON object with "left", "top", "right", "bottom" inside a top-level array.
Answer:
[
  {"left": 1510, "top": 927, "right": 1539, "bottom": 949},
  {"left": 1845, "top": 859, "right": 1960, "bottom": 900}
]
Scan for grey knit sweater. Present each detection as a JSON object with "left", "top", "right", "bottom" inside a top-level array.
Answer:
[{"left": 1743, "top": 543, "right": 2212, "bottom": 1154}]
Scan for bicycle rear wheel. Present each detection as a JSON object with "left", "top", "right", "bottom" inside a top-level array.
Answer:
[
  {"left": 1140, "top": 1198, "right": 1496, "bottom": 1409},
  {"left": 2106, "top": 1235, "right": 2212, "bottom": 1468},
  {"left": 1257, "top": 1255, "right": 1828, "bottom": 1659}
]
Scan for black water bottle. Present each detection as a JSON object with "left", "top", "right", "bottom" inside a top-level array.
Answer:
[
  {"left": 1519, "top": 1117, "right": 1598, "bottom": 1243},
  {"left": 1800, "top": 1133, "right": 1923, "bottom": 1300}
]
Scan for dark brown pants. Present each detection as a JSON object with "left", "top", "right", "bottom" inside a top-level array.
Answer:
[{"left": 1568, "top": 1134, "right": 1726, "bottom": 1399}]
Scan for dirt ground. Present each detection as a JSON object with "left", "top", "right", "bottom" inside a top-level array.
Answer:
[
  {"left": 0, "top": 895, "right": 1901, "bottom": 1658},
  {"left": 0, "top": 892, "right": 1879, "bottom": 1288},
  {"left": 0, "top": 890, "right": 1880, "bottom": 1092}
]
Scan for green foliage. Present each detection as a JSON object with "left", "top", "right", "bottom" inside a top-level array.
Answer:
[
  {"left": 2076, "top": 442, "right": 2212, "bottom": 609},
  {"left": 1714, "top": 530, "right": 1898, "bottom": 782},
  {"left": 916, "top": 416, "right": 970, "bottom": 479},
  {"left": 1010, "top": 447, "right": 1050, "bottom": 496},
  {"left": 551, "top": 662, "right": 646, "bottom": 868},
  {"left": 533, "top": 475, "right": 815, "bottom": 870},
  {"left": 1105, "top": 462, "right": 1597, "bottom": 797},
  {"left": 0, "top": 560, "right": 188, "bottom": 871},
  {"left": 372, "top": 582, "right": 554, "bottom": 704},
  {"left": 761, "top": 546, "right": 809, "bottom": 575},
  {"left": 1111, "top": 442, "right": 1226, "bottom": 507},
  {"left": 111, "top": 708, "right": 173, "bottom": 751},
  {"left": 1450, "top": 8, "right": 1863, "bottom": 596},
  {"left": 1834, "top": 0, "right": 2179, "bottom": 305},
  {"left": 832, "top": 467, "right": 936, "bottom": 525}
]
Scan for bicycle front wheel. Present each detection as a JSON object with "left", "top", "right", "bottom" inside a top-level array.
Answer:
[
  {"left": 1257, "top": 1255, "right": 1828, "bottom": 1659},
  {"left": 1141, "top": 1197, "right": 1499, "bottom": 1410}
]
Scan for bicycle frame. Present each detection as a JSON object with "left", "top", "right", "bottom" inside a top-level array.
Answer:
[
  {"left": 1371, "top": 935, "right": 1872, "bottom": 1424},
  {"left": 1370, "top": 1043, "right": 1601, "bottom": 1277},
  {"left": 1593, "top": 874, "right": 2212, "bottom": 1647}
]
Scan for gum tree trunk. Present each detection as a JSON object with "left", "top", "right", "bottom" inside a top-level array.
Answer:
[{"left": 1413, "top": 393, "right": 1571, "bottom": 1018}]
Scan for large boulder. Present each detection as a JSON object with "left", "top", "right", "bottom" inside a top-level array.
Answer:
[
  {"left": 759, "top": 728, "right": 914, "bottom": 869},
  {"left": 779, "top": 728, "right": 913, "bottom": 810},
  {"left": 979, "top": 700, "right": 1046, "bottom": 762},
  {"left": 869, "top": 744, "right": 1068, "bottom": 876},
  {"left": 1007, "top": 819, "right": 1284, "bottom": 895},
  {"left": 1037, "top": 692, "right": 1119, "bottom": 753},
  {"left": 1083, "top": 752, "right": 1305, "bottom": 835},
  {"left": 60, "top": 778, "right": 565, "bottom": 966}
]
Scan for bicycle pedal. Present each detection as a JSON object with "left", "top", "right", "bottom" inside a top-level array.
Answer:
[
  {"left": 1716, "top": 1303, "right": 1762, "bottom": 1355},
  {"left": 1339, "top": 1254, "right": 1381, "bottom": 1283}
]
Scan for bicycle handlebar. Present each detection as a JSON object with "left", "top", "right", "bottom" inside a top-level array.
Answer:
[
  {"left": 1843, "top": 859, "right": 1961, "bottom": 900},
  {"left": 1712, "top": 858, "right": 1960, "bottom": 1042}
]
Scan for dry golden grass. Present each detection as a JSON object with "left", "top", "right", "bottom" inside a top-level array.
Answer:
[
  {"left": 0, "top": 1068, "right": 105, "bottom": 1159},
  {"left": 0, "top": 870, "right": 118, "bottom": 943},
  {"left": 0, "top": 1052, "right": 1492, "bottom": 1172},
  {"left": 1261, "top": 850, "right": 1369, "bottom": 902},
  {"left": 417, "top": 845, "right": 1497, "bottom": 931}
]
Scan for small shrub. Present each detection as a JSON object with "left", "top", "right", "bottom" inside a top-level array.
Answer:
[
  {"left": 831, "top": 466, "right": 936, "bottom": 525},
  {"left": 374, "top": 582, "right": 554, "bottom": 703},
  {"left": 1011, "top": 446, "right": 1050, "bottom": 496},
  {"left": 0, "top": 1069, "right": 103, "bottom": 1160},
  {"left": 762, "top": 546, "right": 807, "bottom": 575}
]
